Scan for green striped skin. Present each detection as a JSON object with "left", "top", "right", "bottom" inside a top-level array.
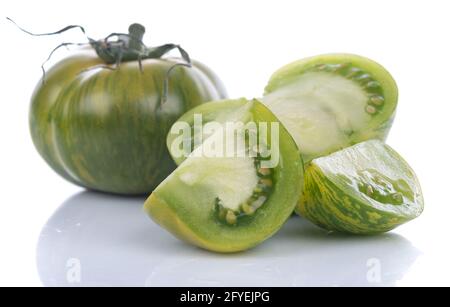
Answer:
[
  {"left": 297, "top": 140, "right": 424, "bottom": 234},
  {"left": 145, "top": 99, "right": 304, "bottom": 253},
  {"left": 263, "top": 54, "right": 398, "bottom": 163},
  {"left": 30, "top": 48, "right": 227, "bottom": 195}
]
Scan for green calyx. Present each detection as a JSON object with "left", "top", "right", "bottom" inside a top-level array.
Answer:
[
  {"left": 8, "top": 18, "right": 192, "bottom": 103},
  {"left": 89, "top": 23, "right": 191, "bottom": 68},
  {"left": 87, "top": 23, "right": 192, "bottom": 103}
]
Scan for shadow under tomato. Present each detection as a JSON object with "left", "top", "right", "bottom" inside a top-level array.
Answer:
[{"left": 36, "top": 191, "right": 421, "bottom": 287}]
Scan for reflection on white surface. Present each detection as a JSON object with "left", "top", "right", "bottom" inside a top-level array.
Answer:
[{"left": 37, "top": 191, "right": 421, "bottom": 287}]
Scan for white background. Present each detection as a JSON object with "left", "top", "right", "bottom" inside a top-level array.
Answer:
[{"left": 0, "top": 0, "right": 449, "bottom": 286}]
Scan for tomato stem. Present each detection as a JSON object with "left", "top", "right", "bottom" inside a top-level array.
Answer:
[{"left": 7, "top": 18, "right": 192, "bottom": 104}]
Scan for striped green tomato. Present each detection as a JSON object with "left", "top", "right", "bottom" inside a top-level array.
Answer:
[
  {"left": 298, "top": 140, "right": 424, "bottom": 234},
  {"left": 263, "top": 54, "right": 398, "bottom": 163},
  {"left": 30, "top": 48, "right": 226, "bottom": 195},
  {"left": 145, "top": 99, "right": 303, "bottom": 252}
]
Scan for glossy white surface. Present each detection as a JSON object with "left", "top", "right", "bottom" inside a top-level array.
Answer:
[
  {"left": 1, "top": 0, "right": 450, "bottom": 287},
  {"left": 37, "top": 192, "right": 421, "bottom": 287}
]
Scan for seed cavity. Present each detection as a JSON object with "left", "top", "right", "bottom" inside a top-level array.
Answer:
[
  {"left": 366, "top": 105, "right": 377, "bottom": 114},
  {"left": 392, "top": 193, "right": 403, "bottom": 204},
  {"left": 252, "top": 196, "right": 267, "bottom": 210},
  {"left": 254, "top": 186, "right": 263, "bottom": 194},
  {"left": 260, "top": 178, "right": 273, "bottom": 187},
  {"left": 357, "top": 169, "right": 412, "bottom": 206},
  {"left": 367, "top": 185, "right": 374, "bottom": 196},
  {"left": 310, "top": 62, "right": 386, "bottom": 113},
  {"left": 216, "top": 157, "right": 274, "bottom": 225},
  {"left": 366, "top": 81, "right": 380, "bottom": 89},
  {"left": 258, "top": 168, "right": 271, "bottom": 176},
  {"left": 217, "top": 202, "right": 227, "bottom": 219},
  {"left": 370, "top": 95, "right": 384, "bottom": 106},
  {"left": 225, "top": 210, "right": 237, "bottom": 225},
  {"left": 314, "top": 63, "right": 349, "bottom": 73},
  {"left": 326, "top": 64, "right": 342, "bottom": 72},
  {"left": 345, "top": 67, "right": 362, "bottom": 78},
  {"left": 242, "top": 203, "right": 255, "bottom": 215},
  {"left": 355, "top": 73, "right": 371, "bottom": 82}
]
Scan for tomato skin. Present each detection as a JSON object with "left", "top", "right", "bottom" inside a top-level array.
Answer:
[{"left": 30, "top": 48, "right": 227, "bottom": 194}]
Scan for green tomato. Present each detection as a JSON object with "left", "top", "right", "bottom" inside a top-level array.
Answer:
[
  {"left": 30, "top": 48, "right": 226, "bottom": 194},
  {"left": 298, "top": 140, "right": 424, "bottom": 234},
  {"left": 145, "top": 99, "right": 304, "bottom": 252},
  {"left": 263, "top": 53, "right": 398, "bottom": 163}
]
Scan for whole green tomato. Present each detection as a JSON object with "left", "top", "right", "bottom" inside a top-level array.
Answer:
[{"left": 29, "top": 24, "right": 226, "bottom": 194}]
